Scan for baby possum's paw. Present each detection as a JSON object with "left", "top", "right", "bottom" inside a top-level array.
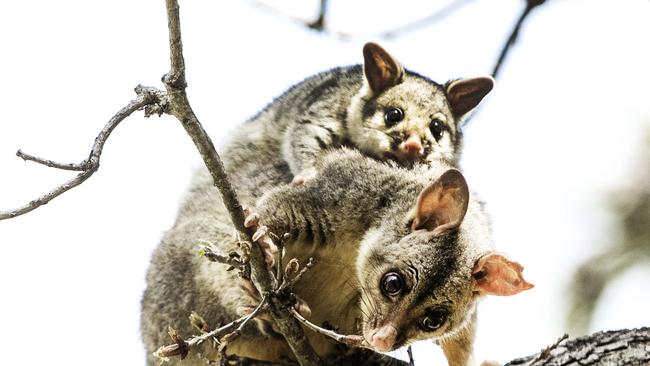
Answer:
[
  {"left": 291, "top": 167, "right": 317, "bottom": 185},
  {"left": 244, "top": 212, "right": 278, "bottom": 268}
]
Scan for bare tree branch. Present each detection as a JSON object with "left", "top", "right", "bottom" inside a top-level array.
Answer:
[
  {"left": 492, "top": 0, "right": 546, "bottom": 78},
  {"left": 279, "top": 257, "right": 315, "bottom": 291},
  {"left": 380, "top": 0, "right": 477, "bottom": 39},
  {"left": 156, "top": 296, "right": 271, "bottom": 361},
  {"left": 161, "top": 1, "right": 322, "bottom": 365},
  {"left": 247, "top": 0, "right": 476, "bottom": 39},
  {"left": 307, "top": 0, "right": 328, "bottom": 31},
  {"left": 407, "top": 346, "right": 415, "bottom": 366},
  {"left": 0, "top": 85, "right": 166, "bottom": 221},
  {"left": 464, "top": 0, "right": 547, "bottom": 127},
  {"left": 505, "top": 328, "right": 650, "bottom": 366},
  {"left": 15, "top": 150, "right": 88, "bottom": 171},
  {"left": 199, "top": 241, "right": 249, "bottom": 269},
  {"left": 288, "top": 308, "right": 365, "bottom": 348}
]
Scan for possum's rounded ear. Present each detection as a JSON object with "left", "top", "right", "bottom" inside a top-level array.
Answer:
[
  {"left": 472, "top": 253, "right": 534, "bottom": 296},
  {"left": 446, "top": 77, "right": 494, "bottom": 119},
  {"left": 363, "top": 42, "right": 404, "bottom": 94},
  {"left": 412, "top": 169, "right": 469, "bottom": 235}
]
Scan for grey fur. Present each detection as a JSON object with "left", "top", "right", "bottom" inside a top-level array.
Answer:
[
  {"left": 141, "top": 148, "right": 494, "bottom": 366},
  {"left": 233, "top": 43, "right": 492, "bottom": 183},
  {"left": 141, "top": 43, "right": 495, "bottom": 365}
]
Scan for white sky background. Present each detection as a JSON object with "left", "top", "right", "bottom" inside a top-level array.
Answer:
[{"left": 0, "top": 0, "right": 648, "bottom": 365}]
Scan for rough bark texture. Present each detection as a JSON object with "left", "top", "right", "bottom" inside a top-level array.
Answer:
[
  {"left": 162, "top": 1, "right": 323, "bottom": 365},
  {"left": 506, "top": 327, "right": 650, "bottom": 366}
]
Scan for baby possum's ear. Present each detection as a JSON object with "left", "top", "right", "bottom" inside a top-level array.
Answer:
[
  {"left": 412, "top": 169, "right": 469, "bottom": 235},
  {"left": 363, "top": 42, "right": 404, "bottom": 94},
  {"left": 445, "top": 77, "right": 494, "bottom": 119},
  {"left": 472, "top": 253, "right": 534, "bottom": 296}
]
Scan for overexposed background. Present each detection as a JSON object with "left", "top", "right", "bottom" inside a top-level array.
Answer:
[{"left": 0, "top": 0, "right": 648, "bottom": 365}]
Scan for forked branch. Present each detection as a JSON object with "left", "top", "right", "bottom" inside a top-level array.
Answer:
[{"left": 0, "top": 85, "right": 167, "bottom": 221}]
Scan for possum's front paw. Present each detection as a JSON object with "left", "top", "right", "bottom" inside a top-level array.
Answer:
[
  {"left": 291, "top": 167, "right": 317, "bottom": 185},
  {"left": 244, "top": 212, "right": 278, "bottom": 268}
]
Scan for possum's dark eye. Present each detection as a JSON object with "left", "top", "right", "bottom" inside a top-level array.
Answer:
[
  {"left": 384, "top": 108, "right": 404, "bottom": 127},
  {"left": 429, "top": 119, "right": 444, "bottom": 140},
  {"left": 421, "top": 309, "right": 448, "bottom": 331},
  {"left": 380, "top": 272, "right": 403, "bottom": 297}
]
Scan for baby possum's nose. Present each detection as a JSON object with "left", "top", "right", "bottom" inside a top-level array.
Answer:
[
  {"left": 369, "top": 324, "right": 398, "bottom": 352},
  {"left": 399, "top": 133, "right": 424, "bottom": 160}
]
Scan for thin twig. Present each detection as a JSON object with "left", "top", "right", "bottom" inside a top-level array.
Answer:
[
  {"left": 234, "top": 296, "right": 268, "bottom": 334},
  {"left": 380, "top": 0, "right": 477, "bottom": 39},
  {"left": 307, "top": 0, "right": 328, "bottom": 31},
  {"left": 279, "top": 257, "right": 315, "bottom": 291},
  {"left": 465, "top": 0, "right": 546, "bottom": 127},
  {"left": 0, "top": 85, "right": 165, "bottom": 221},
  {"left": 492, "top": 0, "right": 546, "bottom": 78},
  {"left": 199, "top": 241, "right": 246, "bottom": 268},
  {"left": 15, "top": 150, "right": 88, "bottom": 171},
  {"left": 407, "top": 345, "right": 415, "bottom": 366},
  {"left": 526, "top": 333, "right": 568, "bottom": 365},
  {"left": 155, "top": 308, "right": 264, "bottom": 360},
  {"left": 288, "top": 308, "right": 365, "bottom": 348},
  {"left": 163, "top": 0, "right": 246, "bottom": 234},
  {"left": 162, "top": 1, "right": 322, "bottom": 365},
  {"left": 246, "top": 0, "right": 476, "bottom": 39}
]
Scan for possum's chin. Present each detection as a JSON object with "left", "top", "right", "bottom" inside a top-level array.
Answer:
[{"left": 381, "top": 150, "right": 421, "bottom": 168}]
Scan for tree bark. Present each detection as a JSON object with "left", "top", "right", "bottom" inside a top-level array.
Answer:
[{"left": 505, "top": 327, "right": 650, "bottom": 366}]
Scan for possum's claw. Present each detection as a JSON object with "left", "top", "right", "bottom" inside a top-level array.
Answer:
[
  {"left": 244, "top": 213, "right": 279, "bottom": 268},
  {"left": 255, "top": 232, "right": 278, "bottom": 267},
  {"left": 244, "top": 212, "right": 259, "bottom": 228},
  {"left": 291, "top": 168, "right": 317, "bottom": 185},
  {"left": 252, "top": 225, "right": 268, "bottom": 242}
]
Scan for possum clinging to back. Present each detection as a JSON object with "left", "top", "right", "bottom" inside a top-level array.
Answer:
[
  {"left": 140, "top": 149, "right": 533, "bottom": 366},
  {"left": 233, "top": 42, "right": 493, "bottom": 184}
]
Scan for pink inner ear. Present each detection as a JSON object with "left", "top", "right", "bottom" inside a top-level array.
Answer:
[
  {"left": 472, "top": 253, "right": 534, "bottom": 296},
  {"left": 412, "top": 169, "right": 469, "bottom": 233}
]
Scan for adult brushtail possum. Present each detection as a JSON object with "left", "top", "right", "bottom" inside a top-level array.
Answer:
[
  {"left": 227, "top": 42, "right": 493, "bottom": 184},
  {"left": 141, "top": 149, "right": 532, "bottom": 366}
]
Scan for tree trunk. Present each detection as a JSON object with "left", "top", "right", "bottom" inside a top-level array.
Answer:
[{"left": 506, "top": 327, "right": 650, "bottom": 366}]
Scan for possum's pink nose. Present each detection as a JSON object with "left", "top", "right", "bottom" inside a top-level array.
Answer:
[
  {"left": 400, "top": 134, "right": 424, "bottom": 160},
  {"left": 369, "top": 324, "right": 397, "bottom": 352}
]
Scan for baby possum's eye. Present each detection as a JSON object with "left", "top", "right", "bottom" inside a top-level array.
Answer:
[
  {"left": 384, "top": 108, "right": 404, "bottom": 127},
  {"left": 421, "top": 309, "right": 448, "bottom": 331},
  {"left": 429, "top": 119, "right": 444, "bottom": 140},
  {"left": 380, "top": 272, "right": 404, "bottom": 297}
]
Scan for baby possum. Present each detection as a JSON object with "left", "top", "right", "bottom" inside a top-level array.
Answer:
[
  {"left": 232, "top": 42, "right": 493, "bottom": 184},
  {"left": 141, "top": 149, "right": 533, "bottom": 366}
]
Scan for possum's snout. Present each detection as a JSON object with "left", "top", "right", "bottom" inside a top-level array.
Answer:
[
  {"left": 366, "top": 323, "right": 398, "bottom": 352},
  {"left": 397, "top": 134, "right": 424, "bottom": 161}
]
